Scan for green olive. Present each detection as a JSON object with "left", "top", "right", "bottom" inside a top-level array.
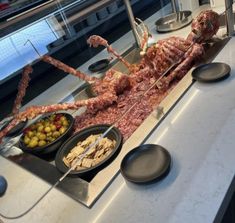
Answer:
[
  {"left": 60, "top": 116, "right": 66, "bottom": 122},
  {"left": 37, "top": 125, "right": 44, "bottom": 132},
  {"left": 31, "top": 136, "right": 39, "bottom": 141},
  {"left": 62, "top": 120, "right": 69, "bottom": 126},
  {"left": 24, "top": 136, "right": 30, "bottom": 145},
  {"left": 47, "top": 136, "right": 55, "bottom": 142},
  {"left": 39, "top": 133, "right": 46, "bottom": 140},
  {"left": 24, "top": 114, "right": 69, "bottom": 147},
  {"left": 52, "top": 131, "right": 60, "bottom": 138},
  {"left": 27, "top": 131, "right": 34, "bottom": 138},
  {"left": 38, "top": 140, "right": 47, "bottom": 147},
  {"left": 50, "top": 137, "right": 55, "bottom": 142},
  {"left": 50, "top": 124, "right": 56, "bottom": 131},
  {"left": 36, "top": 132, "right": 42, "bottom": 138},
  {"left": 46, "top": 132, "right": 52, "bottom": 137},
  {"left": 28, "top": 140, "right": 38, "bottom": 148},
  {"left": 44, "top": 126, "right": 51, "bottom": 133},
  {"left": 59, "top": 127, "right": 66, "bottom": 134},
  {"left": 44, "top": 121, "right": 50, "bottom": 127}
]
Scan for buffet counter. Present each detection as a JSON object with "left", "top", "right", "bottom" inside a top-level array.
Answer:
[{"left": 0, "top": 3, "right": 235, "bottom": 223}]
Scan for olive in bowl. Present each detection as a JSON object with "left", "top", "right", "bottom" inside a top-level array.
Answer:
[{"left": 19, "top": 113, "right": 74, "bottom": 155}]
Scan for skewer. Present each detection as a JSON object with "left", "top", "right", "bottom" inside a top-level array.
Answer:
[{"left": 24, "top": 39, "right": 41, "bottom": 57}]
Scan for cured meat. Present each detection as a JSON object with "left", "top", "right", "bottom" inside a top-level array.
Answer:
[
  {"left": 87, "top": 35, "right": 132, "bottom": 71},
  {"left": 92, "top": 69, "right": 130, "bottom": 95},
  {"left": 187, "top": 10, "right": 220, "bottom": 43},
  {"left": 42, "top": 55, "right": 97, "bottom": 83},
  {"left": 12, "top": 65, "right": 33, "bottom": 116},
  {"left": 74, "top": 78, "right": 175, "bottom": 141},
  {"left": 159, "top": 43, "right": 204, "bottom": 89}
]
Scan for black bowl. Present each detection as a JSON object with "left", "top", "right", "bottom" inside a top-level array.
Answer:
[
  {"left": 18, "top": 113, "right": 74, "bottom": 155},
  {"left": 88, "top": 59, "right": 110, "bottom": 72},
  {"left": 55, "top": 124, "right": 123, "bottom": 177},
  {"left": 0, "top": 119, "right": 28, "bottom": 137}
]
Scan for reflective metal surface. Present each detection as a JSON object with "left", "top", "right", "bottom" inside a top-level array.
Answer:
[
  {"left": 171, "top": 0, "right": 178, "bottom": 13},
  {"left": 219, "top": 11, "right": 235, "bottom": 28},
  {"left": 224, "top": 0, "right": 234, "bottom": 36},
  {"left": 123, "top": 0, "right": 140, "bottom": 47},
  {"left": 155, "top": 10, "right": 192, "bottom": 33}
]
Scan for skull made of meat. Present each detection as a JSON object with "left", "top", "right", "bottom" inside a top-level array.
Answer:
[{"left": 187, "top": 10, "right": 220, "bottom": 43}]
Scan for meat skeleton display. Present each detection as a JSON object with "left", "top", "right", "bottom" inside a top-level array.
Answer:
[{"left": 0, "top": 10, "right": 220, "bottom": 142}]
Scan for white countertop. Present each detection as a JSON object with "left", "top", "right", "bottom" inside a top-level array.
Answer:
[{"left": 0, "top": 3, "right": 235, "bottom": 223}]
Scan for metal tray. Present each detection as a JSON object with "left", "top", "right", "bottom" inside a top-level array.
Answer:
[
  {"left": 155, "top": 10, "right": 192, "bottom": 33},
  {"left": 1, "top": 37, "right": 230, "bottom": 208}
]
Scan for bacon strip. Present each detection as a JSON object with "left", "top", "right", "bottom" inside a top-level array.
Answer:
[{"left": 12, "top": 65, "right": 33, "bottom": 116}]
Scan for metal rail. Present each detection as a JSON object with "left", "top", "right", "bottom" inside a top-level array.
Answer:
[
  {"left": 123, "top": 0, "right": 140, "bottom": 47},
  {"left": 171, "top": 0, "right": 177, "bottom": 13},
  {"left": 224, "top": 0, "right": 235, "bottom": 36}
]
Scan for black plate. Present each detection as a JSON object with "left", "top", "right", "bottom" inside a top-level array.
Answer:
[
  {"left": 55, "top": 124, "right": 123, "bottom": 177},
  {"left": 120, "top": 144, "right": 171, "bottom": 184},
  {"left": 0, "top": 119, "right": 28, "bottom": 137},
  {"left": 192, "top": 62, "right": 231, "bottom": 82},
  {"left": 88, "top": 59, "right": 110, "bottom": 72},
  {"left": 19, "top": 113, "right": 74, "bottom": 155}
]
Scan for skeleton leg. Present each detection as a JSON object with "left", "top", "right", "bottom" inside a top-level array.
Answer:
[
  {"left": 0, "top": 92, "right": 117, "bottom": 143},
  {"left": 12, "top": 65, "right": 33, "bottom": 116}
]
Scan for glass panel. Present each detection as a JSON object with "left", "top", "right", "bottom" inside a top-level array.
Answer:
[{"left": 0, "top": 19, "right": 61, "bottom": 82}]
